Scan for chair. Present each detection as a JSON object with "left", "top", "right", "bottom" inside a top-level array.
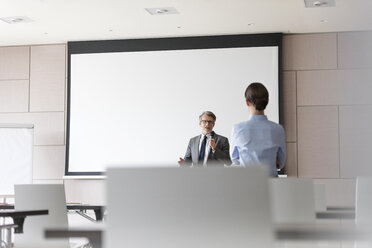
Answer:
[
  {"left": 313, "top": 183, "right": 327, "bottom": 212},
  {"left": 269, "top": 178, "right": 315, "bottom": 223},
  {"left": 355, "top": 177, "right": 372, "bottom": 248},
  {"left": 106, "top": 166, "right": 274, "bottom": 248},
  {"left": 14, "top": 184, "right": 69, "bottom": 248},
  {"left": 356, "top": 177, "right": 372, "bottom": 225},
  {"left": 269, "top": 178, "right": 318, "bottom": 248}
]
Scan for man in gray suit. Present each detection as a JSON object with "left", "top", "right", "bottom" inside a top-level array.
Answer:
[{"left": 178, "top": 111, "right": 231, "bottom": 166}]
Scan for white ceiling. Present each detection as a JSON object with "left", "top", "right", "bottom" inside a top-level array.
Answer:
[{"left": 1, "top": 0, "right": 371, "bottom": 46}]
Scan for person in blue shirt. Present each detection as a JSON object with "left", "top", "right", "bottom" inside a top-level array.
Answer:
[{"left": 230, "top": 82, "right": 286, "bottom": 177}]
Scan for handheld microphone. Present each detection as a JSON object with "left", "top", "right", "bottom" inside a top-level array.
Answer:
[
  {"left": 208, "top": 132, "right": 215, "bottom": 149},
  {"left": 209, "top": 131, "right": 215, "bottom": 139}
]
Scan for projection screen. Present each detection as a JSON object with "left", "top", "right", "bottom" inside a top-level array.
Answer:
[{"left": 66, "top": 33, "right": 282, "bottom": 175}]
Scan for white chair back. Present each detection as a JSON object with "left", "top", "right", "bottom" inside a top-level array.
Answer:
[
  {"left": 269, "top": 178, "right": 315, "bottom": 223},
  {"left": 355, "top": 177, "right": 372, "bottom": 248},
  {"left": 106, "top": 166, "right": 273, "bottom": 248},
  {"left": 356, "top": 177, "right": 372, "bottom": 225},
  {"left": 14, "top": 184, "right": 69, "bottom": 248},
  {"left": 313, "top": 183, "right": 327, "bottom": 212}
]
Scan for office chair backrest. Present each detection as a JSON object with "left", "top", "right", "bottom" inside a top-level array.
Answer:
[
  {"left": 355, "top": 177, "right": 372, "bottom": 248},
  {"left": 14, "top": 184, "right": 69, "bottom": 248},
  {"left": 106, "top": 166, "right": 273, "bottom": 248},
  {"left": 313, "top": 183, "right": 327, "bottom": 212},
  {"left": 356, "top": 177, "right": 372, "bottom": 225},
  {"left": 269, "top": 178, "right": 316, "bottom": 223}
]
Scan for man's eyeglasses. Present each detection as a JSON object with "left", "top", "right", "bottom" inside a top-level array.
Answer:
[{"left": 200, "top": 120, "right": 215, "bottom": 125}]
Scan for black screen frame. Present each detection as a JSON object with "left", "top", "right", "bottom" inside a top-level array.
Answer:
[{"left": 66, "top": 33, "right": 283, "bottom": 176}]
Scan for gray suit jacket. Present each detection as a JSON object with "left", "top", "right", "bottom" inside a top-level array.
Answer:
[{"left": 183, "top": 132, "right": 231, "bottom": 166}]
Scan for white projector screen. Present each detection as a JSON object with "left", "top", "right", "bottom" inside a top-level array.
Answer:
[{"left": 66, "top": 34, "right": 282, "bottom": 175}]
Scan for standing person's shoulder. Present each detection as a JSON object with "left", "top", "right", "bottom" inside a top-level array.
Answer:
[
  {"left": 191, "top": 134, "right": 200, "bottom": 139},
  {"left": 267, "top": 119, "right": 285, "bottom": 131},
  {"left": 188, "top": 135, "right": 201, "bottom": 143},
  {"left": 233, "top": 120, "right": 250, "bottom": 130}
]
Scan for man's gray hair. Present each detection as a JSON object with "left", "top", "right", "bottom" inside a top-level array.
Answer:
[{"left": 199, "top": 111, "right": 216, "bottom": 121}]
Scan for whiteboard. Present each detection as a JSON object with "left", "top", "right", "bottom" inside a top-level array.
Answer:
[{"left": 0, "top": 124, "right": 33, "bottom": 195}]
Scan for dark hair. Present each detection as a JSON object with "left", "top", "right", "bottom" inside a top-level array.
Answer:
[
  {"left": 244, "top": 82, "right": 269, "bottom": 111},
  {"left": 199, "top": 111, "right": 216, "bottom": 121}
]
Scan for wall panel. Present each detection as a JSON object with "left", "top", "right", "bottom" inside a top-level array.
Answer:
[
  {"left": 0, "top": 46, "right": 29, "bottom": 80},
  {"left": 298, "top": 106, "right": 339, "bottom": 178},
  {"left": 338, "top": 31, "right": 372, "bottom": 69},
  {"left": 30, "top": 45, "right": 66, "bottom": 112},
  {"left": 339, "top": 105, "right": 372, "bottom": 178},
  {"left": 0, "top": 112, "right": 64, "bottom": 145},
  {"left": 283, "top": 34, "right": 337, "bottom": 70},
  {"left": 282, "top": 71, "right": 297, "bottom": 141},
  {"left": 297, "top": 69, "right": 372, "bottom": 106},
  {"left": 33, "top": 145, "right": 66, "bottom": 179},
  {"left": 0, "top": 80, "right": 29, "bottom": 112}
]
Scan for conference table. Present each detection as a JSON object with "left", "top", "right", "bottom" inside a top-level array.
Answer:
[
  {"left": 275, "top": 222, "right": 371, "bottom": 241},
  {"left": 2, "top": 204, "right": 351, "bottom": 222},
  {"left": 45, "top": 224, "right": 104, "bottom": 248},
  {"left": 0, "top": 209, "right": 48, "bottom": 233},
  {"left": 0, "top": 204, "right": 104, "bottom": 222},
  {"left": 43, "top": 221, "right": 372, "bottom": 248},
  {"left": 316, "top": 210, "right": 355, "bottom": 219}
]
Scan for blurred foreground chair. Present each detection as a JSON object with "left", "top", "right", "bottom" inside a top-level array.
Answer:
[
  {"left": 355, "top": 177, "right": 372, "bottom": 248},
  {"left": 269, "top": 178, "right": 315, "bottom": 223},
  {"left": 313, "top": 183, "right": 327, "bottom": 212},
  {"left": 269, "top": 178, "right": 317, "bottom": 248},
  {"left": 14, "top": 184, "right": 69, "bottom": 248},
  {"left": 106, "top": 166, "right": 273, "bottom": 248}
]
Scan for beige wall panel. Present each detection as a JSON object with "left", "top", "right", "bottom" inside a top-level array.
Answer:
[
  {"left": 32, "top": 180, "right": 63, "bottom": 184},
  {"left": 282, "top": 71, "right": 297, "bottom": 142},
  {"left": 298, "top": 106, "right": 339, "bottom": 178},
  {"left": 339, "top": 105, "right": 372, "bottom": 178},
  {"left": 297, "top": 69, "right": 372, "bottom": 106},
  {"left": 33, "top": 146, "right": 65, "bottom": 180},
  {"left": 338, "top": 31, "right": 372, "bottom": 69},
  {"left": 313, "top": 179, "right": 356, "bottom": 207},
  {"left": 283, "top": 33, "right": 337, "bottom": 70},
  {"left": 64, "top": 179, "right": 105, "bottom": 205},
  {"left": 0, "top": 46, "right": 29, "bottom": 80},
  {"left": 0, "top": 112, "right": 64, "bottom": 145},
  {"left": 284, "top": 142, "right": 297, "bottom": 177},
  {"left": 0, "top": 80, "right": 29, "bottom": 112},
  {"left": 30, "top": 45, "right": 66, "bottom": 112}
]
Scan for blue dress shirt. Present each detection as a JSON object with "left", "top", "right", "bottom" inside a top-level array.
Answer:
[{"left": 230, "top": 115, "right": 286, "bottom": 177}]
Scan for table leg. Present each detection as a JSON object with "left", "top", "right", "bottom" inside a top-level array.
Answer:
[{"left": 11, "top": 217, "right": 25, "bottom": 233}]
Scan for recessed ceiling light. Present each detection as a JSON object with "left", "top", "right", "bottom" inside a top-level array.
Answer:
[
  {"left": 314, "top": 1, "right": 325, "bottom": 6},
  {"left": 145, "top": 7, "right": 179, "bottom": 15},
  {"left": 0, "top": 16, "right": 34, "bottom": 24},
  {"left": 156, "top": 9, "right": 168, "bottom": 14},
  {"left": 304, "top": 0, "right": 335, "bottom": 8},
  {"left": 247, "top": 23, "right": 255, "bottom": 26},
  {"left": 320, "top": 19, "right": 328, "bottom": 23}
]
